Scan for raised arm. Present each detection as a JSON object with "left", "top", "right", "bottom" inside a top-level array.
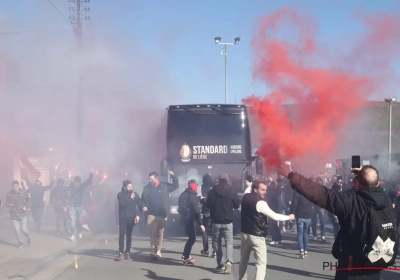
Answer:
[{"left": 257, "top": 200, "right": 290, "bottom": 221}]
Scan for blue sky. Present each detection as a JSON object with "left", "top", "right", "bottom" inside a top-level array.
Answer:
[{"left": 1, "top": 0, "right": 399, "bottom": 105}]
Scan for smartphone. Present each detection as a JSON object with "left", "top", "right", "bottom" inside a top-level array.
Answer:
[{"left": 352, "top": 155, "right": 361, "bottom": 169}]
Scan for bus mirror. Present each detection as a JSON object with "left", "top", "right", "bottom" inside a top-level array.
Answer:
[
  {"left": 255, "top": 157, "right": 263, "bottom": 175},
  {"left": 160, "top": 158, "right": 168, "bottom": 177}
]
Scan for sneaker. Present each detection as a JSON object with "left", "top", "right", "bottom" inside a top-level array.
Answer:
[
  {"left": 70, "top": 235, "right": 76, "bottom": 241},
  {"left": 27, "top": 237, "right": 32, "bottom": 246},
  {"left": 299, "top": 252, "right": 305, "bottom": 259},
  {"left": 201, "top": 250, "right": 209, "bottom": 255},
  {"left": 313, "top": 236, "right": 318, "bottom": 240},
  {"left": 269, "top": 241, "right": 279, "bottom": 245},
  {"left": 216, "top": 264, "right": 226, "bottom": 272},
  {"left": 224, "top": 262, "right": 232, "bottom": 274},
  {"left": 291, "top": 228, "right": 296, "bottom": 232},
  {"left": 78, "top": 233, "right": 82, "bottom": 239},
  {"left": 304, "top": 251, "right": 308, "bottom": 256},
  {"left": 183, "top": 259, "right": 194, "bottom": 266},
  {"left": 116, "top": 253, "right": 124, "bottom": 261},
  {"left": 16, "top": 243, "right": 24, "bottom": 248},
  {"left": 182, "top": 256, "right": 195, "bottom": 262},
  {"left": 124, "top": 252, "right": 130, "bottom": 260},
  {"left": 211, "top": 252, "right": 217, "bottom": 258},
  {"left": 156, "top": 251, "right": 162, "bottom": 258},
  {"left": 321, "top": 236, "right": 326, "bottom": 241}
]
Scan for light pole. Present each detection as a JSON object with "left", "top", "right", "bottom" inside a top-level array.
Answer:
[
  {"left": 384, "top": 97, "right": 397, "bottom": 170},
  {"left": 214, "top": 37, "right": 240, "bottom": 104}
]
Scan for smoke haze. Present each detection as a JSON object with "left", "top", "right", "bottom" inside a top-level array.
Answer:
[
  {"left": 244, "top": 8, "right": 400, "bottom": 173},
  {"left": 0, "top": 2, "right": 184, "bottom": 193}
]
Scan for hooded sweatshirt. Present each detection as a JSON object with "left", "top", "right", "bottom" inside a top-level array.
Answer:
[
  {"left": 117, "top": 180, "right": 142, "bottom": 219},
  {"left": 201, "top": 174, "right": 213, "bottom": 215},
  {"left": 182, "top": 183, "right": 203, "bottom": 226},
  {"left": 207, "top": 180, "right": 240, "bottom": 224}
]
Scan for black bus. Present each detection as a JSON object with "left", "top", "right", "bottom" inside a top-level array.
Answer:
[{"left": 158, "top": 104, "right": 263, "bottom": 233}]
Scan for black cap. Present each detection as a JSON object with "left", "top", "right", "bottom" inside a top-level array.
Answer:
[{"left": 123, "top": 180, "right": 132, "bottom": 188}]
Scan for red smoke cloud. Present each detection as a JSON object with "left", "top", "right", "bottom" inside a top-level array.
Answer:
[{"left": 244, "top": 8, "right": 400, "bottom": 171}]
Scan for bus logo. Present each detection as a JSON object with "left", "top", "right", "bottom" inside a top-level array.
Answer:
[{"left": 180, "top": 143, "right": 191, "bottom": 162}]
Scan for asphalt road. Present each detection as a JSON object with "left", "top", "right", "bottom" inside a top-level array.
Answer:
[{"left": 33, "top": 229, "right": 400, "bottom": 280}]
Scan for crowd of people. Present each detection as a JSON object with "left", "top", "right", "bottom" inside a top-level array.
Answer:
[{"left": 4, "top": 164, "right": 400, "bottom": 280}]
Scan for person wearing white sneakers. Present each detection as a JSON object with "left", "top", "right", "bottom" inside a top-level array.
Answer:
[{"left": 67, "top": 169, "right": 93, "bottom": 241}]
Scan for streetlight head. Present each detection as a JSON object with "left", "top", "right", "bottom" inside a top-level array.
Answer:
[
  {"left": 234, "top": 37, "right": 241, "bottom": 44},
  {"left": 214, "top": 37, "right": 221, "bottom": 44},
  {"left": 384, "top": 97, "right": 397, "bottom": 102}
]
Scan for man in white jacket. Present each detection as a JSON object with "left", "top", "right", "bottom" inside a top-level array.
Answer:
[{"left": 239, "top": 180, "right": 294, "bottom": 280}]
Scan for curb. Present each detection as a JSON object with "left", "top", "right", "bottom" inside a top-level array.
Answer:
[{"left": 9, "top": 249, "right": 70, "bottom": 280}]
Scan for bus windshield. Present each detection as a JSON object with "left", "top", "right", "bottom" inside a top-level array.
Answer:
[{"left": 166, "top": 105, "right": 251, "bottom": 165}]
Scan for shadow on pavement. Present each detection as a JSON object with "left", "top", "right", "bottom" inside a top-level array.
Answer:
[
  {"left": 267, "top": 264, "right": 332, "bottom": 279},
  {"left": 0, "top": 239, "right": 16, "bottom": 247}
]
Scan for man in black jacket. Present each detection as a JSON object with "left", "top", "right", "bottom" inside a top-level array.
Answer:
[
  {"left": 267, "top": 181, "right": 282, "bottom": 244},
  {"left": 50, "top": 178, "right": 70, "bottom": 235},
  {"left": 141, "top": 171, "right": 179, "bottom": 259},
  {"left": 28, "top": 177, "right": 55, "bottom": 231},
  {"left": 180, "top": 179, "right": 205, "bottom": 265},
  {"left": 67, "top": 170, "right": 93, "bottom": 241},
  {"left": 279, "top": 163, "right": 398, "bottom": 280},
  {"left": 116, "top": 180, "right": 142, "bottom": 261},
  {"left": 290, "top": 182, "right": 313, "bottom": 259},
  {"left": 200, "top": 174, "right": 214, "bottom": 255},
  {"left": 207, "top": 173, "right": 240, "bottom": 274}
]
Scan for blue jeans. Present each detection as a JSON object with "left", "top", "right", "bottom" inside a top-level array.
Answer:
[
  {"left": 296, "top": 218, "right": 311, "bottom": 252},
  {"left": 12, "top": 216, "right": 30, "bottom": 244},
  {"left": 311, "top": 208, "right": 325, "bottom": 237},
  {"left": 69, "top": 206, "right": 83, "bottom": 235}
]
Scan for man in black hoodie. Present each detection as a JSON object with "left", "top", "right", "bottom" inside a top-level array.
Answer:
[
  {"left": 50, "top": 178, "right": 70, "bottom": 235},
  {"left": 207, "top": 173, "right": 240, "bottom": 274},
  {"left": 290, "top": 180, "right": 313, "bottom": 259},
  {"left": 279, "top": 163, "right": 398, "bottom": 280},
  {"left": 116, "top": 180, "right": 142, "bottom": 261},
  {"left": 180, "top": 179, "right": 205, "bottom": 265},
  {"left": 67, "top": 170, "right": 93, "bottom": 241},
  {"left": 28, "top": 177, "right": 55, "bottom": 231},
  {"left": 200, "top": 174, "right": 214, "bottom": 256}
]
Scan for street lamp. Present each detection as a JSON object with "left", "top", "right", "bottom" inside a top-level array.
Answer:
[
  {"left": 384, "top": 97, "right": 397, "bottom": 170},
  {"left": 214, "top": 37, "right": 241, "bottom": 104}
]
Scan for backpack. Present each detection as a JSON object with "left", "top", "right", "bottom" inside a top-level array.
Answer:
[
  {"left": 352, "top": 205, "right": 399, "bottom": 268},
  {"left": 178, "top": 191, "right": 191, "bottom": 223}
]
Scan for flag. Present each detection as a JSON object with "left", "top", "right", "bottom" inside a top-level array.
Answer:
[{"left": 17, "top": 150, "right": 41, "bottom": 185}]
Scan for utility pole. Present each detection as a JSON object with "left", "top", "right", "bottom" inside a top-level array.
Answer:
[
  {"left": 384, "top": 97, "right": 397, "bottom": 170},
  {"left": 69, "top": 0, "right": 90, "bottom": 158}
]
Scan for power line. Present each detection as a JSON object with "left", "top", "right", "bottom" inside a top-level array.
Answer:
[{"left": 47, "top": 0, "right": 71, "bottom": 24}]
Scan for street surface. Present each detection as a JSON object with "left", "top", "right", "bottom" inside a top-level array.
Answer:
[{"left": 30, "top": 227, "right": 400, "bottom": 280}]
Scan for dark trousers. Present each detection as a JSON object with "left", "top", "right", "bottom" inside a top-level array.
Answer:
[
  {"left": 329, "top": 214, "right": 340, "bottom": 239},
  {"left": 183, "top": 222, "right": 196, "bottom": 259},
  {"left": 202, "top": 216, "right": 212, "bottom": 251},
  {"left": 269, "top": 218, "right": 282, "bottom": 242},
  {"left": 119, "top": 218, "right": 135, "bottom": 253},
  {"left": 31, "top": 204, "right": 43, "bottom": 230},
  {"left": 55, "top": 210, "right": 69, "bottom": 232},
  {"left": 335, "top": 259, "right": 382, "bottom": 280}
]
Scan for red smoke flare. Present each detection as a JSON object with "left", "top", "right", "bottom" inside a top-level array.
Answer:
[{"left": 244, "top": 8, "right": 400, "bottom": 172}]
